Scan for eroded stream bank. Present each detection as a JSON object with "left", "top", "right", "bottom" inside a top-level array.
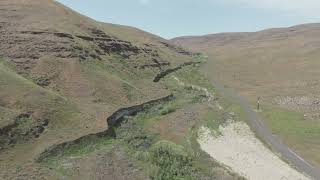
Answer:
[{"left": 37, "top": 94, "right": 174, "bottom": 162}]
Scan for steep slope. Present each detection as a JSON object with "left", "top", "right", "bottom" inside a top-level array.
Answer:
[
  {"left": 0, "top": 0, "right": 191, "bottom": 147},
  {"left": 0, "top": 0, "right": 193, "bottom": 178},
  {"left": 0, "top": 1, "right": 242, "bottom": 179},
  {"left": 172, "top": 24, "right": 320, "bottom": 167}
]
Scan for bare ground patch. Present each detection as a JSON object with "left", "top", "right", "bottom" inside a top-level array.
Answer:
[{"left": 198, "top": 121, "right": 310, "bottom": 180}]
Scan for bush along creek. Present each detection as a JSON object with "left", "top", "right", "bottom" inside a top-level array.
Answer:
[{"left": 36, "top": 57, "right": 242, "bottom": 180}]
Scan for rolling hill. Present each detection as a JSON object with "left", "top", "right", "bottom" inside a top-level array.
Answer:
[{"left": 172, "top": 24, "right": 320, "bottom": 167}]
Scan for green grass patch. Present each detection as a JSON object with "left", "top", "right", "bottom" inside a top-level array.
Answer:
[
  {"left": 260, "top": 106, "right": 320, "bottom": 141},
  {"left": 159, "top": 105, "right": 176, "bottom": 115},
  {"left": 173, "top": 66, "right": 214, "bottom": 93},
  {"left": 44, "top": 137, "right": 115, "bottom": 167},
  {"left": 259, "top": 105, "right": 320, "bottom": 165},
  {"left": 204, "top": 111, "right": 221, "bottom": 131},
  {"left": 194, "top": 53, "right": 209, "bottom": 63},
  {"left": 260, "top": 106, "right": 320, "bottom": 145}
]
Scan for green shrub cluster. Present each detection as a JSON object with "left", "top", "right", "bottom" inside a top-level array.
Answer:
[{"left": 149, "top": 140, "right": 195, "bottom": 180}]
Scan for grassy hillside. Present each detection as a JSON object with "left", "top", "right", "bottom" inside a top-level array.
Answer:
[
  {"left": 0, "top": 0, "right": 242, "bottom": 179},
  {"left": 35, "top": 57, "right": 244, "bottom": 180},
  {"left": 0, "top": 0, "right": 189, "bottom": 153},
  {"left": 172, "top": 23, "right": 320, "bottom": 167}
]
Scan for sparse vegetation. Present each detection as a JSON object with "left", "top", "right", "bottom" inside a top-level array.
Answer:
[{"left": 32, "top": 75, "right": 50, "bottom": 87}]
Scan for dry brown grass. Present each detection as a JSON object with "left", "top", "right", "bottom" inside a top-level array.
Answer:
[
  {"left": 0, "top": 0, "right": 194, "bottom": 179},
  {"left": 172, "top": 24, "right": 320, "bottom": 167}
]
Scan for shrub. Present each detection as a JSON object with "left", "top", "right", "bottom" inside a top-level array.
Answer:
[
  {"left": 149, "top": 140, "right": 194, "bottom": 180},
  {"left": 33, "top": 75, "right": 50, "bottom": 87},
  {"left": 159, "top": 106, "right": 176, "bottom": 115}
]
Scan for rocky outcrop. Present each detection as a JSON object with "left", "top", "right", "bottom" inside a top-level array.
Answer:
[
  {"left": 20, "top": 31, "right": 74, "bottom": 39},
  {"left": 159, "top": 41, "right": 194, "bottom": 56},
  {"left": 136, "top": 58, "right": 170, "bottom": 70},
  {"left": 95, "top": 38, "right": 140, "bottom": 58},
  {"left": 76, "top": 28, "right": 160, "bottom": 60},
  {"left": 0, "top": 26, "right": 168, "bottom": 72},
  {"left": 137, "top": 62, "right": 170, "bottom": 69},
  {"left": 153, "top": 61, "right": 201, "bottom": 82}
]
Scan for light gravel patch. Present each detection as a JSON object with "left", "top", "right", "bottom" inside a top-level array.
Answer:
[{"left": 198, "top": 122, "right": 310, "bottom": 180}]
